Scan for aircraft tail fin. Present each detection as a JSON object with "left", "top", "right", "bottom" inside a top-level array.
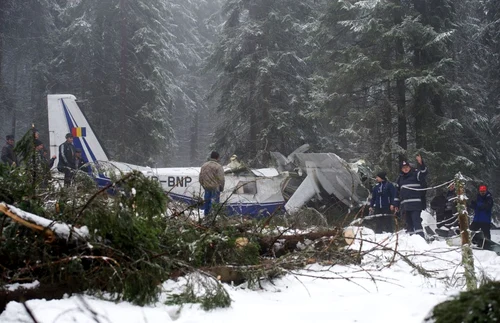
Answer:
[{"left": 47, "top": 94, "right": 109, "bottom": 164}]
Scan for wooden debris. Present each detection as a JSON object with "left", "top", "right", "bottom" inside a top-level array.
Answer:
[{"left": 0, "top": 204, "right": 55, "bottom": 243}]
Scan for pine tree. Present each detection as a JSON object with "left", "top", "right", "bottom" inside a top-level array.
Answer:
[
  {"left": 0, "top": 0, "right": 58, "bottom": 139},
  {"left": 315, "top": 0, "right": 498, "bottom": 184},
  {"left": 49, "top": 0, "right": 226, "bottom": 166},
  {"left": 51, "top": 0, "right": 177, "bottom": 165},
  {"left": 482, "top": 0, "right": 500, "bottom": 193},
  {"left": 208, "top": 0, "right": 323, "bottom": 165},
  {"left": 408, "top": 0, "right": 499, "bottom": 185},
  {"left": 164, "top": 0, "right": 225, "bottom": 166},
  {"left": 314, "top": 0, "right": 409, "bottom": 171}
]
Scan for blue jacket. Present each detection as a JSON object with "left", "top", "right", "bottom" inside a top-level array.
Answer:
[
  {"left": 370, "top": 180, "right": 396, "bottom": 210},
  {"left": 471, "top": 191, "right": 493, "bottom": 223},
  {"left": 395, "top": 162, "right": 428, "bottom": 212}
]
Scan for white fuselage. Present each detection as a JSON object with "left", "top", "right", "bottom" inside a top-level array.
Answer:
[{"left": 100, "top": 161, "right": 287, "bottom": 215}]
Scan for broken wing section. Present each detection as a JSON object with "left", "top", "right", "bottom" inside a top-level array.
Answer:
[{"left": 280, "top": 153, "right": 369, "bottom": 214}]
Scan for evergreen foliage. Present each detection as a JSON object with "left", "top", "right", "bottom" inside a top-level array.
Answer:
[
  {"left": 166, "top": 273, "right": 231, "bottom": 311},
  {"left": 313, "top": 0, "right": 499, "bottom": 190},
  {"left": 426, "top": 280, "right": 500, "bottom": 323},
  {"left": 2, "top": 140, "right": 352, "bottom": 310},
  {"left": 0, "top": 0, "right": 59, "bottom": 137},
  {"left": 1, "top": 139, "right": 356, "bottom": 310},
  {"left": 2, "top": 0, "right": 498, "bottom": 279},
  {"left": 314, "top": 0, "right": 400, "bottom": 166},
  {"left": 51, "top": 0, "right": 175, "bottom": 165},
  {"left": 208, "top": 0, "right": 324, "bottom": 166},
  {"left": 2, "top": 0, "right": 500, "bottom": 209},
  {"left": 1, "top": 158, "right": 173, "bottom": 306},
  {"left": 0, "top": 129, "right": 55, "bottom": 211}
]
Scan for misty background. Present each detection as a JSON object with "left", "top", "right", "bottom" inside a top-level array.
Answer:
[{"left": 1, "top": 0, "right": 499, "bottom": 194}]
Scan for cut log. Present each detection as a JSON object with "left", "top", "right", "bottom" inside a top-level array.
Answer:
[
  {"left": 0, "top": 203, "right": 88, "bottom": 242},
  {"left": 0, "top": 282, "right": 84, "bottom": 314},
  {"left": 343, "top": 227, "right": 355, "bottom": 245},
  {"left": 258, "top": 228, "right": 344, "bottom": 257},
  {"left": 0, "top": 203, "right": 55, "bottom": 243}
]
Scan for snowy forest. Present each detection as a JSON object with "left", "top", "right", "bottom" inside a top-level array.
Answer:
[{"left": 1, "top": 0, "right": 499, "bottom": 192}]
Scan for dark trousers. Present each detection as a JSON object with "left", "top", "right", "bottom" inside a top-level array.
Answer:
[
  {"left": 63, "top": 168, "right": 74, "bottom": 187},
  {"left": 374, "top": 208, "right": 394, "bottom": 233},
  {"left": 404, "top": 210, "right": 424, "bottom": 238},
  {"left": 436, "top": 210, "right": 455, "bottom": 228},
  {"left": 470, "top": 221, "right": 491, "bottom": 243},
  {"left": 203, "top": 189, "right": 220, "bottom": 216}
]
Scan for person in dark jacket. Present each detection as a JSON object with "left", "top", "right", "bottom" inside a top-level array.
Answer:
[
  {"left": 369, "top": 171, "right": 396, "bottom": 233},
  {"left": 430, "top": 183, "right": 457, "bottom": 237},
  {"left": 394, "top": 154, "right": 428, "bottom": 238},
  {"left": 34, "top": 139, "right": 56, "bottom": 187},
  {"left": 57, "top": 133, "right": 76, "bottom": 187},
  {"left": 470, "top": 184, "right": 494, "bottom": 242},
  {"left": 42, "top": 148, "right": 57, "bottom": 169},
  {"left": 74, "top": 148, "right": 90, "bottom": 173},
  {"left": 1, "top": 135, "right": 17, "bottom": 167},
  {"left": 35, "top": 140, "right": 57, "bottom": 169},
  {"left": 431, "top": 183, "right": 457, "bottom": 228}
]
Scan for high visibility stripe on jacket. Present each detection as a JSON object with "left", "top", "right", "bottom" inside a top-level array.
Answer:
[{"left": 395, "top": 162, "right": 428, "bottom": 212}]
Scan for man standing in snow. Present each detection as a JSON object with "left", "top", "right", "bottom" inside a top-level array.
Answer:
[
  {"left": 470, "top": 184, "right": 494, "bottom": 244},
  {"left": 1, "top": 135, "right": 17, "bottom": 167},
  {"left": 57, "top": 133, "right": 76, "bottom": 187},
  {"left": 369, "top": 171, "right": 396, "bottom": 233},
  {"left": 394, "top": 154, "right": 428, "bottom": 238},
  {"left": 430, "top": 183, "right": 458, "bottom": 238},
  {"left": 199, "top": 151, "right": 225, "bottom": 219},
  {"left": 33, "top": 139, "right": 56, "bottom": 188}
]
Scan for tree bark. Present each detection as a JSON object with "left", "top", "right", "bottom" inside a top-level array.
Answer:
[
  {"left": 257, "top": 228, "right": 344, "bottom": 257},
  {"left": 455, "top": 173, "right": 477, "bottom": 291}
]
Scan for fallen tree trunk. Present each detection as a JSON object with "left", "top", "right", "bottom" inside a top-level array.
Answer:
[
  {"left": 0, "top": 203, "right": 55, "bottom": 243},
  {"left": 0, "top": 203, "right": 89, "bottom": 243},
  {"left": 1, "top": 203, "right": 358, "bottom": 313},
  {"left": 0, "top": 282, "right": 84, "bottom": 313},
  {"left": 258, "top": 228, "right": 344, "bottom": 257}
]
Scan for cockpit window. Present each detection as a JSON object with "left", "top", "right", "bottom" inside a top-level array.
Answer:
[{"left": 233, "top": 181, "right": 257, "bottom": 194}]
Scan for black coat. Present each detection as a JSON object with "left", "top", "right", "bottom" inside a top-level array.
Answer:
[
  {"left": 1, "top": 143, "right": 17, "bottom": 166},
  {"left": 76, "top": 157, "right": 90, "bottom": 173},
  {"left": 57, "top": 141, "right": 76, "bottom": 170},
  {"left": 431, "top": 189, "right": 456, "bottom": 214},
  {"left": 395, "top": 162, "right": 428, "bottom": 212}
]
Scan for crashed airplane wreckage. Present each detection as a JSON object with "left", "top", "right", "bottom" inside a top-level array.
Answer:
[{"left": 48, "top": 94, "right": 369, "bottom": 216}]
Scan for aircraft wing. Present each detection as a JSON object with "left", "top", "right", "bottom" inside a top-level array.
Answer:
[{"left": 283, "top": 153, "right": 369, "bottom": 214}]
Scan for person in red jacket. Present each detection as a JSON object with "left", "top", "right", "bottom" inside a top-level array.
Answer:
[{"left": 470, "top": 184, "right": 494, "bottom": 242}]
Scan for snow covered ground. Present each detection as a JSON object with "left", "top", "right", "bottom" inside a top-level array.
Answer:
[{"left": 2, "top": 215, "right": 500, "bottom": 323}]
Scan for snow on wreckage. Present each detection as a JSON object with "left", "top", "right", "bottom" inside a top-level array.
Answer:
[{"left": 47, "top": 94, "right": 369, "bottom": 217}]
